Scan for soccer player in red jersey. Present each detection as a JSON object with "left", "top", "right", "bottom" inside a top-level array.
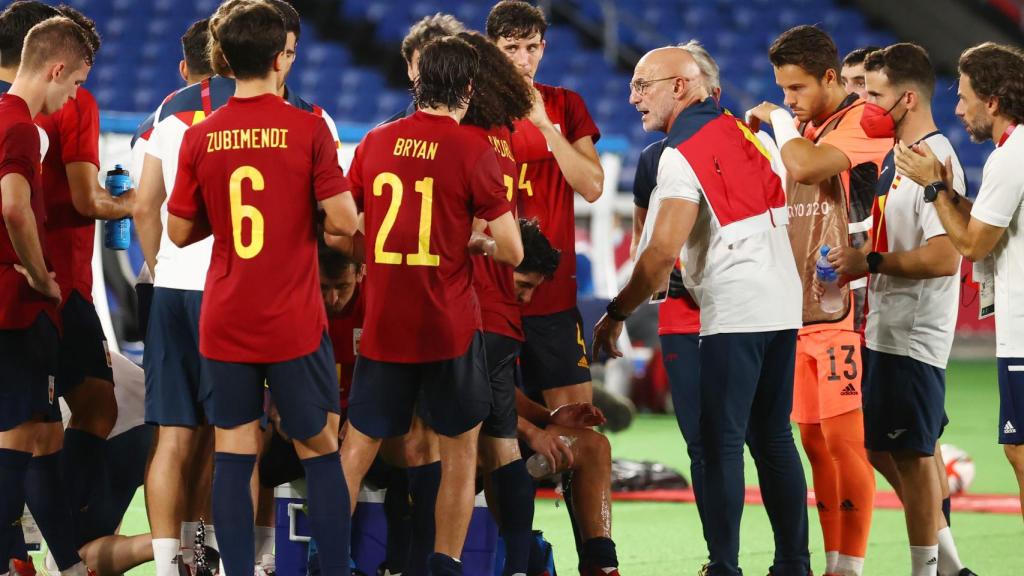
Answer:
[
  {"left": 456, "top": 30, "right": 539, "bottom": 576},
  {"left": 0, "top": 16, "right": 95, "bottom": 576},
  {"left": 165, "top": 5, "right": 358, "bottom": 576},
  {"left": 339, "top": 37, "right": 523, "bottom": 576},
  {"left": 486, "top": 1, "right": 603, "bottom": 410},
  {"left": 29, "top": 7, "right": 138, "bottom": 545}
]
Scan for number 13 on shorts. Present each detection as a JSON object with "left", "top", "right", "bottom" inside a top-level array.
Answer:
[{"left": 792, "top": 330, "right": 864, "bottom": 424}]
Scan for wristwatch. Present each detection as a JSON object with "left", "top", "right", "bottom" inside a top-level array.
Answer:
[
  {"left": 606, "top": 296, "right": 630, "bottom": 322},
  {"left": 867, "top": 251, "right": 884, "bottom": 274},
  {"left": 923, "top": 180, "right": 948, "bottom": 203}
]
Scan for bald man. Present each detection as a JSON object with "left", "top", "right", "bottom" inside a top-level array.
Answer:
[{"left": 594, "top": 47, "right": 809, "bottom": 576}]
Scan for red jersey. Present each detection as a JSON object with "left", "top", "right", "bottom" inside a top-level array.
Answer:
[
  {"left": 467, "top": 124, "right": 523, "bottom": 341},
  {"left": 37, "top": 87, "right": 101, "bottom": 302},
  {"left": 658, "top": 293, "right": 701, "bottom": 336},
  {"left": 167, "top": 94, "right": 348, "bottom": 363},
  {"left": 510, "top": 83, "right": 600, "bottom": 317},
  {"left": 328, "top": 285, "right": 364, "bottom": 413},
  {"left": 349, "top": 111, "right": 511, "bottom": 363},
  {"left": 0, "top": 94, "right": 57, "bottom": 329}
]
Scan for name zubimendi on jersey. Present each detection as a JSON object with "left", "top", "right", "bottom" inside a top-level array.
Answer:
[{"left": 206, "top": 127, "right": 289, "bottom": 152}]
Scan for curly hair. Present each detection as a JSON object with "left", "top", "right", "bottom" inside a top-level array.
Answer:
[
  {"left": 768, "top": 25, "right": 839, "bottom": 79},
  {"left": 457, "top": 31, "right": 532, "bottom": 130},
  {"left": 413, "top": 36, "right": 478, "bottom": 111},
  {"left": 959, "top": 42, "right": 1024, "bottom": 125},
  {"left": 516, "top": 218, "right": 560, "bottom": 278},
  {"left": 56, "top": 4, "right": 100, "bottom": 55}
]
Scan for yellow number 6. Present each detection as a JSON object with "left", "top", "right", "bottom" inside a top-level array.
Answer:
[{"left": 229, "top": 166, "right": 265, "bottom": 259}]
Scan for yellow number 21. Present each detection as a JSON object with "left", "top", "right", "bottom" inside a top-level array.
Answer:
[
  {"left": 372, "top": 172, "right": 440, "bottom": 267},
  {"left": 229, "top": 166, "right": 264, "bottom": 259}
]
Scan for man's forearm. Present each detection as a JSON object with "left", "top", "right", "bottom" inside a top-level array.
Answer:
[
  {"left": 5, "top": 204, "right": 50, "bottom": 283},
  {"left": 878, "top": 245, "right": 959, "bottom": 280},
  {"left": 933, "top": 191, "right": 975, "bottom": 257},
  {"left": 78, "top": 187, "right": 133, "bottom": 220},
  {"left": 615, "top": 247, "right": 675, "bottom": 315},
  {"left": 515, "top": 387, "right": 552, "bottom": 427},
  {"left": 67, "top": 162, "right": 134, "bottom": 220},
  {"left": 135, "top": 207, "right": 163, "bottom": 275},
  {"left": 542, "top": 125, "right": 603, "bottom": 202}
]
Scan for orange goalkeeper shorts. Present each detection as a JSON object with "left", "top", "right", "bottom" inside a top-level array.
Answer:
[{"left": 791, "top": 329, "right": 864, "bottom": 424}]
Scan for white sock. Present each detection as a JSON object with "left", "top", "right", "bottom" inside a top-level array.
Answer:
[
  {"left": 937, "top": 527, "right": 965, "bottom": 576},
  {"left": 58, "top": 561, "right": 88, "bottom": 576},
  {"left": 835, "top": 554, "right": 864, "bottom": 576},
  {"left": 910, "top": 545, "right": 939, "bottom": 576},
  {"left": 255, "top": 525, "right": 275, "bottom": 561},
  {"left": 180, "top": 521, "right": 199, "bottom": 565},
  {"left": 826, "top": 550, "right": 839, "bottom": 573},
  {"left": 153, "top": 538, "right": 181, "bottom": 576}
]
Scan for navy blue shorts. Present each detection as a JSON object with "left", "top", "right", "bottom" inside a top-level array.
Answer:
[
  {"left": 349, "top": 332, "right": 491, "bottom": 439},
  {"left": 202, "top": 331, "right": 339, "bottom": 441},
  {"left": 143, "top": 287, "right": 212, "bottom": 426},
  {"left": 997, "top": 358, "right": 1024, "bottom": 445},
  {"left": 863, "top": 349, "right": 945, "bottom": 455},
  {"left": 520, "top": 308, "right": 592, "bottom": 399},
  {"left": 0, "top": 313, "right": 61, "bottom": 431},
  {"left": 482, "top": 332, "right": 521, "bottom": 439},
  {"left": 135, "top": 282, "right": 154, "bottom": 343},
  {"left": 57, "top": 290, "right": 114, "bottom": 395}
]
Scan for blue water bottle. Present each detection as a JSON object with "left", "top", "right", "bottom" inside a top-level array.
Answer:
[{"left": 104, "top": 164, "right": 131, "bottom": 250}]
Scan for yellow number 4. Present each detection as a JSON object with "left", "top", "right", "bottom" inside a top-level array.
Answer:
[
  {"left": 372, "top": 172, "right": 440, "bottom": 267},
  {"left": 229, "top": 166, "right": 264, "bottom": 259}
]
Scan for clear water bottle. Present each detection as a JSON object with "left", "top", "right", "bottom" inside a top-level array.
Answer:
[
  {"left": 816, "top": 245, "right": 843, "bottom": 314},
  {"left": 104, "top": 164, "right": 131, "bottom": 250},
  {"left": 526, "top": 435, "right": 576, "bottom": 478}
]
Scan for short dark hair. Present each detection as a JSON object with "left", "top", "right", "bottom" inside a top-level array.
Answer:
[
  {"left": 458, "top": 31, "right": 532, "bottom": 130},
  {"left": 0, "top": 1, "right": 59, "bottom": 67},
  {"left": 842, "top": 46, "right": 881, "bottom": 68},
  {"left": 21, "top": 15, "right": 95, "bottom": 71},
  {"left": 768, "top": 25, "right": 839, "bottom": 79},
  {"left": 401, "top": 12, "right": 464, "bottom": 64},
  {"left": 318, "top": 242, "right": 357, "bottom": 278},
  {"left": 181, "top": 18, "right": 213, "bottom": 77},
  {"left": 414, "top": 36, "right": 478, "bottom": 111},
  {"left": 56, "top": 5, "right": 100, "bottom": 55},
  {"left": 486, "top": 0, "right": 547, "bottom": 41},
  {"left": 264, "top": 0, "right": 300, "bottom": 42},
  {"left": 863, "top": 43, "right": 935, "bottom": 99},
  {"left": 216, "top": 2, "right": 284, "bottom": 80},
  {"left": 516, "top": 218, "right": 560, "bottom": 278},
  {"left": 958, "top": 42, "right": 1024, "bottom": 125}
]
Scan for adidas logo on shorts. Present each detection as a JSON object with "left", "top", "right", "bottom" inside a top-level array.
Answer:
[
  {"left": 840, "top": 383, "right": 859, "bottom": 396},
  {"left": 1004, "top": 420, "right": 1017, "bottom": 435}
]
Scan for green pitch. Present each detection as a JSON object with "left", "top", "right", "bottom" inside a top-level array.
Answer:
[{"left": 101, "top": 359, "right": 1021, "bottom": 575}]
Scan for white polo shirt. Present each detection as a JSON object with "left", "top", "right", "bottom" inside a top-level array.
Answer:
[
  {"left": 866, "top": 133, "right": 965, "bottom": 369},
  {"left": 971, "top": 126, "right": 1024, "bottom": 358},
  {"left": 651, "top": 146, "right": 802, "bottom": 336}
]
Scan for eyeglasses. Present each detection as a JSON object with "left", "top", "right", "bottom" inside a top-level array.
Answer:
[{"left": 629, "top": 76, "right": 679, "bottom": 96}]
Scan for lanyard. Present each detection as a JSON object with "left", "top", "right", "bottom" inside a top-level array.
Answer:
[{"left": 998, "top": 124, "right": 1017, "bottom": 147}]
